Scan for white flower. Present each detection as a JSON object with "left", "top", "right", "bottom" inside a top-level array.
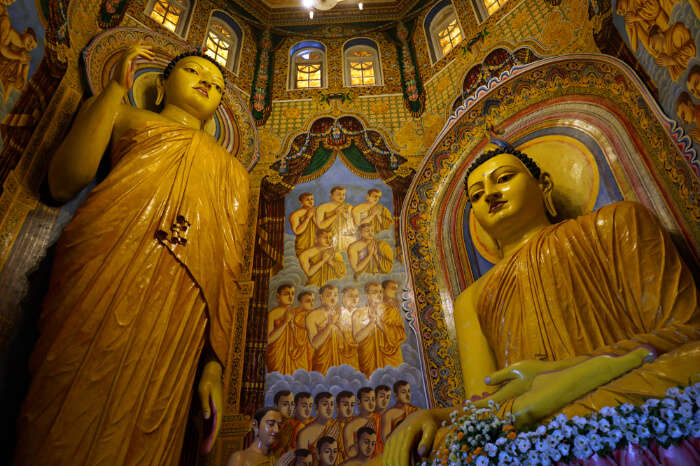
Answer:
[
  {"left": 619, "top": 403, "right": 634, "bottom": 414},
  {"left": 644, "top": 398, "right": 660, "bottom": 408},
  {"left": 657, "top": 434, "right": 669, "bottom": 445},
  {"left": 561, "top": 425, "right": 574, "bottom": 438},
  {"left": 662, "top": 397, "right": 677, "bottom": 409},
  {"left": 535, "top": 439, "right": 547, "bottom": 452},
  {"left": 679, "top": 402, "right": 693, "bottom": 419},
  {"left": 554, "top": 414, "right": 568, "bottom": 424},
  {"left": 574, "top": 435, "right": 588, "bottom": 450},
  {"left": 496, "top": 437, "right": 507, "bottom": 446},
  {"left": 625, "top": 431, "right": 640, "bottom": 444},
  {"left": 558, "top": 443, "right": 570, "bottom": 457},
  {"left": 661, "top": 408, "right": 676, "bottom": 422},
  {"left": 600, "top": 406, "right": 616, "bottom": 417},
  {"left": 666, "top": 387, "right": 681, "bottom": 397},
  {"left": 653, "top": 419, "right": 666, "bottom": 434},
  {"left": 516, "top": 438, "right": 531, "bottom": 453},
  {"left": 609, "top": 429, "right": 623, "bottom": 442},
  {"left": 475, "top": 455, "right": 489, "bottom": 466},
  {"left": 669, "top": 424, "right": 683, "bottom": 438},
  {"left": 637, "top": 426, "right": 651, "bottom": 439},
  {"left": 574, "top": 446, "right": 593, "bottom": 460},
  {"left": 498, "top": 451, "right": 512, "bottom": 463},
  {"left": 691, "top": 422, "right": 700, "bottom": 437},
  {"left": 535, "top": 425, "right": 547, "bottom": 436},
  {"left": 548, "top": 447, "right": 561, "bottom": 462},
  {"left": 598, "top": 419, "right": 610, "bottom": 432},
  {"left": 572, "top": 416, "right": 587, "bottom": 428},
  {"left": 484, "top": 442, "right": 498, "bottom": 457}
]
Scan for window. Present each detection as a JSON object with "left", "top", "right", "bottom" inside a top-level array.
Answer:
[
  {"left": 146, "top": 0, "right": 191, "bottom": 36},
  {"left": 344, "top": 39, "right": 382, "bottom": 87},
  {"left": 289, "top": 41, "right": 326, "bottom": 89},
  {"left": 425, "top": 1, "right": 464, "bottom": 63},
  {"left": 203, "top": 12, "right": 243, "bottom": 73},
  {"left": 473, "top": 0, "right": 508, "bottom": 21}
]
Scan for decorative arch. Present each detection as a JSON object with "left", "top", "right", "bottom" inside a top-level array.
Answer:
[
  {"left": 448, "top": 46, "right": 543, "bottom": 117},
  {"left": 402, "top": 54, "right": 700, "bottom": 408}
]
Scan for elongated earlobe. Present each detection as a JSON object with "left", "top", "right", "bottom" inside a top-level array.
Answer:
[
  {"left": 155, "top": 76, "right": 164, "bottom": 106},
  {"left": 540, "top": 172, "right": 558, "bottom": 217}
]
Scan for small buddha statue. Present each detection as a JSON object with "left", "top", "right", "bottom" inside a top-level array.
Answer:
[
  {"left": 14, "top": 46, "right": 250, "bottom": 464},
  {"left": 377, "top": 141, "right": 699, "bottom": 465}
]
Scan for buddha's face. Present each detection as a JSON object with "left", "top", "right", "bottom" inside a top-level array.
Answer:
[
  {"left": 295, "top": 396, "right": 313, "bottom": 420},
  {"left": 337, "top": 395, "right": 355, "bottom": 419},
  {"left": 359, "top": 390, "right": 376, "bottom": 414},
  {"left": 467, "top": 153, "right": 546, "bottom": 237},
  {"left": 164, "top": 56, "right": 224, "bottom": 121},
  {"left": 275, "top": 393, "right": 294, "bottom": 418},
  {"left": 316, "top": 397, "right": 334, "bottom": 419},
  {"left": 358, "top": 432, "right": 377, "bottom": 458},
  {"left": 376, "top": 389, "right": 391, "bottom": 410}
]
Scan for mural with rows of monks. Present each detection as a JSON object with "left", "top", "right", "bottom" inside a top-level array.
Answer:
[{"left": 262, "top": 117, "right": 427, "bottom": 462}]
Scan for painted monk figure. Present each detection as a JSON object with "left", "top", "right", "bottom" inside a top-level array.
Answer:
[
  {"left": 347, "top": 224, "right": 394, "bottom": 280},
  {"left": 351, "top": 189, "right": 393, "bottom": 234},
  {"left": 267, "top": 285, "right": 312, "bottom": 373},
  {"left": 299, "top": 229, "right": 346, "bottom": 286},
  {"left": 374, "top": 385, "right": 391, "bottom": 417},
  {"left": 290, "top": 192, "right": 316, "bottom": 256},
  {"left": 228, "top": 408, "right": 291, "bottom": 466},
  {"left": 380, "top": 144, "right": 699, "bottom": 465},
  {"left": 297, "top": 392, "right": 340, "bottom": 453},
  {"left": 14, "top": 48, "right": 249, "bottom": 465},
  {"left": 352, "top": 282, "right": 405, "bottom": 377},
  {"left": 307, "top": 285, "right": 358, "bottom": 374},
  {"left": 316, "top": 186, "right": 355, "bottom": 250},
  {"left": 343, "top": 387, "right": 383, "bottom": 459},
  {"left": 333, "top": 390, "right": 356, "bottom": 463},
  {"left": 648, "top": 23, "right": 696, "bottom": 81},
  {"left": 340, "top": 427, "right": 377, "bottom": 466},
  {"left": 272, "top": 390, "right": 299, "bottom": 456},
  {"left": 287, "top": 392, "right": 314, "bottom": 451},
  {"left": 317, "top": 436, "right": 340, "bottom": 466},
  {"left": 380, "top": 381, "right": 418, "bottom": 443}
]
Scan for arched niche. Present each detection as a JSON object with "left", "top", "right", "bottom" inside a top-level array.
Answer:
[{"left": 401, "top": 53, "right": 700, "bottom": 407}]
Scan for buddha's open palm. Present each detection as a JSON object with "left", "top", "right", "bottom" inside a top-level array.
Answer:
[{"left": 114, "top": 45, "right": 155, "bottom": 90}]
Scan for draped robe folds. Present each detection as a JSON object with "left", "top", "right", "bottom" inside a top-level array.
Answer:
[
  {"left": 357, "top": 205, "right": 393, "bottom": 234},
  {"left": 266, "top": 308, "right": 312, "bottom": 374},
  {"left": 293, "top": 210, "right": 316, "bottom": 256},
  {"left": 354, "top": 304, "right": 405, "bottom": 377},
  {"left": 477, "top": 201, "right": 700, "bottom": 418},
  {"left": 305, "top": 249, "right": 346, "bottom": 286},
  {"left": 14, "top": 122, "right": 249, "bottom": 466},
  {"left": 311, "top": 321, "right": 359, "bottom": 375}
]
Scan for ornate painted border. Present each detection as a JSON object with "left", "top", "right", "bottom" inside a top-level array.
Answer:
[{"left": 401, "top": 53, "right": 700, "bottom": 408}]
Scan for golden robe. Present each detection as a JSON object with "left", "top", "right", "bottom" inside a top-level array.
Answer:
[
  {"left": 15, "top": 122, "right": 249, "bottom": 466},
  {"left": 356, "top": 205, "right": 393, "bottom": 234},
  {"left": 351, "top": 239, "right": 394, "bottom": 279},
  {"left": 293, "top": 210, "right": 316, "bottom": 256},
  {"left": 305, "top": 249, "right": 346, "bottom": 286},
  {"left": 311, "top": 323, "right": 358, "bottom": 375},
  {"left": 266, "top": 308, "right": 312, "bottom": 374},
  {"left": 354, "top": 305, "right": 405, "bottom": 377},
  {"left": 659, "top": 23, "right": 696, "bottom": 81},
  {"left": 478, "top": 201, "right": 700, "bottom": 418}
]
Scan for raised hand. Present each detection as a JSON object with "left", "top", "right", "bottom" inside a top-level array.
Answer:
[{"left": 114, "top": 45, "right": 155, "bottom": 91}]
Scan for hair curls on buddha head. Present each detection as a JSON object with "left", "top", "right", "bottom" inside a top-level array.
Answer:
[
  {"left": 464, "top": 145, "right": 542, "bottom": 192},
  {"left": 162, "top": 50, "right": 226, "bottom": 83}
]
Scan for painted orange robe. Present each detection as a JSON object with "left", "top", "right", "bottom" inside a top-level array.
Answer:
[
  {"left": 355, "top": 304, "right": 405, "bottom": 377},
  {"left": 305, "top": 249, "right": 346, "bottom": 286},
  {"left": 14, "top": 122, "right": 249, "bottom": 466},
  {"left": 266, "top": 308, "right": 312, "bottom": 374},
  {"left": 478, "top": 201, "right": 700, "bottom": 418},
  {"left": 390, "top": 404, "right": 419, "bottom": 431},
  {"left": 311, "top": 322, "right": 358, "bottom": 375}
]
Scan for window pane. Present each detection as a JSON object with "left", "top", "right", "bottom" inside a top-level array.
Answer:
[
  {"left": 365, "top": 76, "right": 375, "bottom": 85},
  {"left": 309, "top": 80, "right": 321, "bottom": 87},
  {"left": 163, "top": 21, "right": 176, "bottom": 32},
  {"left": 308, "top": 70, "right": 320, "bottom": 80},
  {"left": 351, "top": 77, "right": 362, "bottom": 85},
  {"left": 206, "top": 37, "right": 217, "bottom": 50},
  {"left": 215, "top": 55, "right": 227, "bottom": 67},
  {"left": 165, "top": 12, "right": 179, "bottom": 24},
  {"left": 350, "top": 68, "right": 362, "bottom": 78}
]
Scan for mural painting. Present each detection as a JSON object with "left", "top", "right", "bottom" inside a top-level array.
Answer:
[
  {"left": 613, "top": 0, "right": 700, "bottom": 150},
  {"left": 0, "top": 0, "right": 43, "bottom": 149},
  {"left": 263, "top": 156, "right": 427, "bottom": 463}
]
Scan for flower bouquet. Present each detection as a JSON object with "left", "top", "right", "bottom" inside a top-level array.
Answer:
[{"left": 425, "top": 384, "right": 700, "bottom": 466}]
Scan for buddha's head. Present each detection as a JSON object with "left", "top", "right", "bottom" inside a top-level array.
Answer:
[
  {"left": 158, "top": 52, "right": 225, "bottom": 121},
  {"left": 465, "top": 145, "right": 556, "bottom": 242}
]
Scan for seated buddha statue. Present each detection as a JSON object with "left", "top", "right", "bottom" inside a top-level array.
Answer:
[
  {"left": 376, "top": 142, "right": 699, "bottom": 465},
  {"left": 13, "top": 46, "right": 249, "bottom": 465}
]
